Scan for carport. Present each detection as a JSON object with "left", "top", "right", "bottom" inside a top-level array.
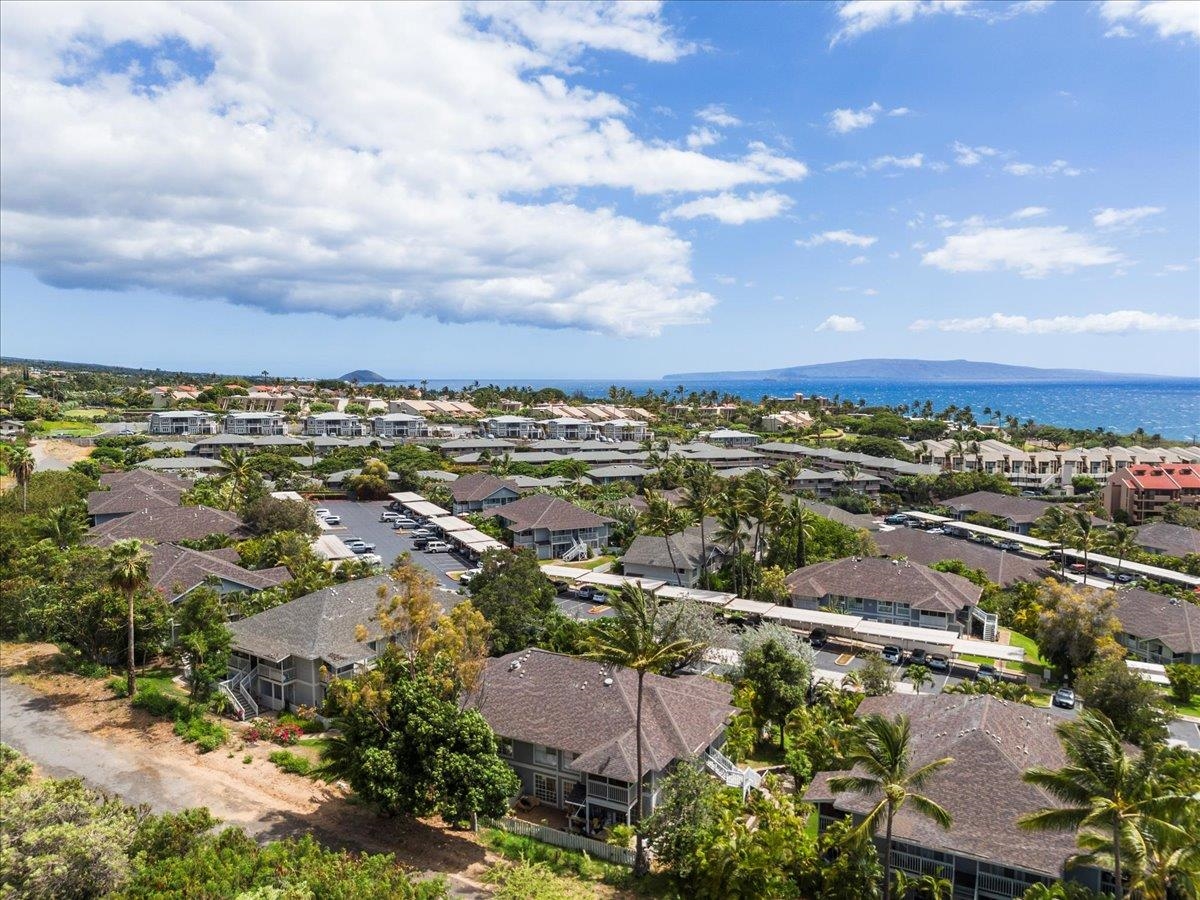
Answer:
[
  {"left": 854, "top": 621, "right": 958, "bottom": 655},
  {"left": 654, "top": 585, "right": 737, "bottom": 606}
]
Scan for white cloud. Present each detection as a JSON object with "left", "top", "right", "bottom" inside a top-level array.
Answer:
[
  {"left": 1162, "top": 263, "right": 1190, "bottom": 272},
  {"left": 1099, "top": 1, "right": 1200, "bottom": 40},
  {"left": 816, "top": 314, "right": 865, "bottom": 332},
  {"left": 796, "top": 230, "right": 878, "bottom": 248},
  {"left": 862, "top": 287, "right": 879, "bottom": 295},
  {"left": 0, "top": 2, "right": 812, "bottom": 337},
  {"left": 825, "top": 160, "right": 863, "bottom": 173},
  {"left": 696, "top": 103, "right": 741, "bottom": 127},
  {"left": 1092, "top": 205, "right": 1164, "bottom": 228},
  {"left": 909, "top": 310, "right": 1200, "bottom": 334},
  {"left": 849, "top": 255, "right": 869, "bottom": 265},
  {"left": 1004, "top": 159, "right": 1082, "bottom": 177},
  {"left": 831, "top": 0, "right": 974, "bottom": 45},
  {"left": 871, "top": 153, "right": 924, "bottom": 170},
  {"left": 665, "top": 191, "right": 793, "bottom": 225},
  {"left": 922, "top": 226, "right": 1123, "bottom": 277},
  {"left": 715, "top": 275, "right": 738, "bottom": 285},
  {"left": 686, "top": 127, "right": 720, "bottom": 149},
  {"left": 952, "top": 141, "right": 999, "bottom": 166},
  {"left": 827, "top": 101, "right": 910, "bottom": 134},
  {"left": 1011, "top": 206, "right": 1050, "bottom": 219}
]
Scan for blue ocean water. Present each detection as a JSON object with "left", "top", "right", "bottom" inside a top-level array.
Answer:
[{"left": 384, "top": 377, "right": 1200, "bottom": 441}]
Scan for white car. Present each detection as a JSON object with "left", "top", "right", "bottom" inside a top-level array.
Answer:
[
  {"left": 321, "top": 514, "right": 341, "bottom": 525},
  {"left": 392, "top": 517, "right": 418, "bottom": 529},
  {"left": 425, "top": 540, "right": 452, "bottom": 553},
  {"left": 359, "top": 553, "right": 384, "bottom": 566},
  {"left": 380, "top": 511, "right": 401, "bottom": 523},
  {"left": 314, "top": 507, "right": 331, "bottom": 517},
  {"left": 459, "top": 568, "right": 483, "bottom": 585}
]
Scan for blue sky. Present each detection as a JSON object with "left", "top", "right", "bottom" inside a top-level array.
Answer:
[{"left": 1, "top": 1, "right": 1197, "bottom": 379}]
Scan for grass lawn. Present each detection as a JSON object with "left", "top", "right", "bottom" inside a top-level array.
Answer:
[
  {"left": 133, "top": 667, "right": 190, "bottom": 699},
  {"left": 1166, "top": 696, "right": 1200, "bottom": 719},
  {"left": 1006, "top": 630, "right": 1051, "bottom": 677},
  {"left": 31, "top": 419, "right": 102, "bottom": 436},
  {"left": 63, "top": 408, "right": 109, "bottom": 420},
  {"left": 542, "top": 554, "right": 616, "bottom": 571}
]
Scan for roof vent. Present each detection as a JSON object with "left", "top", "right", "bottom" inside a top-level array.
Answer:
[
  {"left": 509, "top": 660, "right": 521, "bottom": 672},
  {"left": 603, "top": 677, "right": 614, "bottom": 687}
]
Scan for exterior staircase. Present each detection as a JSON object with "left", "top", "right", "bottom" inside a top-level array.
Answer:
[
  {"left": 704, "top": 746, "right": 762, "bottom": 798},
  {"left": 219, "top": 666, "right": 259, "bottom": 720},
  {"left": 560, "top": 539, "right": 590, "bottom": 563}
]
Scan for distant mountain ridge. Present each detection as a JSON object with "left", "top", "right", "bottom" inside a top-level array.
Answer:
[
  {"left": 663, "top": 358, "right": 1180, "bottom": 383},
  {"left": 339, "top": 369, "right": 389, "bottom": 383}
]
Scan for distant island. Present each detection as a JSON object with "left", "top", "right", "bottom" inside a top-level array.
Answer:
[
  {"left": 663, "top": 358, "right": 1182, "bottom": 384},
  {"left": 339, "top": 369, "right": 389, "bottom": 383}
]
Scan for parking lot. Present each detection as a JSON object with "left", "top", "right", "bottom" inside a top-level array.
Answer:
[{"left": 319, "top": 499, "right": 469, "bottom": 590}]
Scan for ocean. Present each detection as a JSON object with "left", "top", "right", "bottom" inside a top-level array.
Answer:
[{"left": 381, "top": 377, "right": 1200, "bottom": 441}]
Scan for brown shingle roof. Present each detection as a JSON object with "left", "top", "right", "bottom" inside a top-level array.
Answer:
[
  {"left": 470, "top": 649, "right": 734, "bottom": 782},
  {"left": 786, "top": 557, "right": 981, "bottom": 614},
  {"left": 98, "top": 470, "right": 188, "bottom": 494},
  {"left": 805, "top": 693, "right": 1077, "bottom": 878},
  {"left": 149, "top": 543, "right": 290, "bottom": 600},
  {"left": 86, "top": 506, "right": 246, "bottom": 548},
  {"left": 941, "top": 491, "right": 1053, "bottom": 525},
  {"left": 490, "top": 495, "right": 612, "bottom": 533},
  {"left": 1135, "top": 522, "right": 1200, "bottom": 558},
  {"left": 88, "top": 484, "right": 182, "bottom": 517},
  {"left": 1113, "top": 587, "right": 1200, "bottom": 655},
  {"left": 873, "top": 528, "right": 1050, "bottom": 587},
  {"left": 450, "top": 473, "right": 520, "bottom": 504}
]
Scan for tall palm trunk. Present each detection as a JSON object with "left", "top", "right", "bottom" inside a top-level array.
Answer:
[
  {"left": 1113, "top": 815, "right": 1123, "bottom": 900},
  {"left": 126, "top": 589, "right": 136, "bottom": 696},
  {"left": 884, "top": 805, "right": 894, "bottom": 900},
  {"left": 794, "top": 516, "right": 807, "bottom": 570},
  {"left": 698, "top": 517, "right": 709, "bottom": 589},
  {"left": 663, "top": 532, "right": 683, "bottom": 587},
  {"left": 633, "top": 671, "right": 647, "bottom": 875}
]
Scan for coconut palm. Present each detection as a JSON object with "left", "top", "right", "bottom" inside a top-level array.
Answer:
[
  {"left": 828, "top": 714, "right": 954, "bottom": 900},
  {"left": 37, "top": 502, "right": 86, "bottom": 549},
  {"left": 1120, "top": 814, "right": 1200, "bottom": 900},
  {"left": 1034, "top": 506, "right": 1073, "bottom": 577},
  {"left": 1019, "top": 710, "right": 1193, "bottom": 900},
  {"left": 905, "top": 664, "right": 933, "bottom": 695},
  {"left": 681, "top": 462, "right": 719, "bottom": 588},
  {"left": 741, "top": 469, "right": 782, "bottom": 560},
  {"left": 218, "top": 448, "right": 255, "bottom": 508},
  {"left": 584, "top": 585, "right": 705, "bottom": 875},
  {"left": 713, "top": 505, "right": 748, "bottom": 595},
  {"left": 778, "top": 497, "right": 816, "bottom": 570},
  {"left": 640, "top": 490, "right": 693, "bottom": 587},
  {"left": 1069, "top": 510, "right": 1102, "bottom": 587},
  {"left": 1103, "top": 524, "right": 1139, "bottom": 583},
  {"left": 108, "top": 538, "right": 152, "bottom": 697},
  {"left": 7, "top": 445, "right": 35, "bottom": 512},
  {"left": 773, "top": 457, "right": 802, "bottom": 487}
]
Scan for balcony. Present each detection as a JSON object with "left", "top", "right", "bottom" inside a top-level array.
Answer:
[
  {"left": 586, "top": 777, "right": 632, "bottom": 806},
  {"left": 258, "top": 664, "right": 296, "bottom": 684}
]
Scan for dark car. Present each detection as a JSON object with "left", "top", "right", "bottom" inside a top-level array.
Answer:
[
  {"left": 927, "top": 654, "right": 950, "bottom": 673},
  {"left": 884, "top": 514, "right": 909, "bottom": 525},
  {"left": 907, "top": 648, "right": 927, "bottom": 666},
  {"left": 1052, "top": 687, "right": 1076, "bottom": 709},
  {"left": 881, "top": 645, "right": 904, "bottom": 665},
  {"left": 975, "top": 664, "right": 998, "bottom": 682},
  {"left": 808, "top": 628, "right": 828, "bottom": 649}
]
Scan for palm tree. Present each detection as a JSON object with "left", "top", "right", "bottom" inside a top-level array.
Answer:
[
  {"left": 584, "top": 585, "right": 705, "bottom": 875},
  {"left": 741, "top": 469, "right": 782, "bottom": 561},
  {"left": 681, "top": 463, "right": 719, "bottom": 588},
  {"left": 773, "top": 457, "right": 802, "bottom": 487},
  {"left": 916, "top": 873, "right": 952, "bottom": 900},
  {"left": 218, "top": 448, "right": 255, "bottom": 508},
  {"left": 108, "top": 539, "right": 152, "bottom": 697},
  {"left": 828, "top": 714, "right": 954, "bottom": 900},
  {"left": 1034, "top": 506, "right": 1073, "bottom": 577},
  {"left": 1120, "top": 814, "right": 1200, "bottom": 900},
  {"left": 37, "top": 503, "right": 86, "bottom": 548},
  {"left": 640, "top": 490, "right": 693, "bottom": 586},
  {"left": 779, "top": 497, "right": 816, "bottom": 570},
  {"left": 8, "top": 446, "right": 35, "bottom": 512},
  {"left": 1103, "top": 524, "right": 1138, "bottom": 583},
  {"left": 1019, "top": 711, "right": 1192, "bottom": 900},
  {"left": 713, "top": 505, "right": 748, "bottom": 595},
  {"left": 905, "top": 664, "right": 932, "bottom": 695},
  {"left": 1069, "top": 510, "right": 1102, "bottom": 587}
]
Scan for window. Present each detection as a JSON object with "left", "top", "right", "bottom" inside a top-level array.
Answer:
[
  {"left": 534, "top": 745, "right": 559, "bottom": 767},
  {"left": 534, "top": 773, "right": 558, "bottom": 805},
  {"left": 498, "top": 739, "right": 513, "bottom": 758}
]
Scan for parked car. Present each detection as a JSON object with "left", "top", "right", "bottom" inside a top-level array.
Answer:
[
  {"left": 321, "top": 515, "right": 341, "bottom": 525},
  {"left": 392, "top": 517, "right": 418, "bottom": 529},
  {"left": 881, "top": 645, "right": 904, "bottom": 665},
  {"left": 999, "top": 540, "right": 1022, "bottom": 552},
  {"left": 928, "top": 654, "right": 950, "bottom": 673},
  {"left": 380, "top": 511, "right": 401, "bottom": 523},
  {"left": 314, "top": 507, "right": 331, "bottom": 517},
  {"left": 458, "top": 568, "right": 483, "bottom": 585},
  {"left": 344, "top": 539, "right": 376, "bottom": 553},
  {"left": 1052, "top": 687, "right": 1076, "bottom": 709},
  {"left": 808, "top": 628, "right": 828, "bottom": 649},
  {"left": 1115, "top": 573, "right": 1136, "bottom": 584},
  {"left": 359, "top": 553, "right": 383, "bottom": 566},
  {"left": 572, "top": 585, "right": 604, "bottom": 601},
  {"left": 410, "top": 528, "right": 433, "bottom": 539},
  {"left": 425, "top": 540, "right": 452, "bottom": 553},
  {"left": 884, "top": 514, "right": 909, "bottom": 525},
  {"left": 1069, "top": 563, "right": 1087, "bottom": 574},
  {"left": 926, "top": 527, "right": 946, "bottom": 535},
  {"left": 975, "top": 664, "right": 998, "bottom": 682},
  {"left": 907, "top": 648, "right": 927, "bottom": 666}
]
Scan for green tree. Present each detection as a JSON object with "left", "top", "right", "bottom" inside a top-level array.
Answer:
[
  {"left": 1102, "top": 524, "right": 1139, "bottom": 583},
  {"left": 346, "top": 457, "right": 392, "bottom": 500},
  {"left": 172, "top": 586, "right": 232, "bottom": 700},
  {"left": 905, "top": 664, "right": 933, "bottom": 695},
  {"left": 812, "top": 817, "right": 883, "bottom": 900},
  {"left": 740, "top": 637, "right": 811, "bottom": 750},
  {"left": 1034, "top": 507, "right": 1074, "bottom": 577},
  {"left": 858, "top": 653, "right": 896, "bottom": 697},
  {"left": 1075, "top": 656, "right": 1169, "bottom": 746},
  {"left": 466, "top": 549, "right": 556, "bottom": 655},
  {"left": 1069, "top": 510, "right": 1103, "bottom": 588},
  {"left": 242, "top": 496, "right": 319, "bottom": 537},
  {"left": 1020, "top": 710, "right": 1193, "bottom": 900},
  {"left": 828, "top": 714, "right": 954, "bottom": 900},
  {"left": 217, "top": 448, "right": 257, "bottom": 509},
  {"left": 640, "top": 760, "right": 725, "bottom": 885},
  {"left": 8, "top": 446, "right": 35, "bottom": 512},
  {"left": 640, "top": 489, "right": 693, "bottom": 587},
  {"left": 1165, "top": 662, "right": 1200, "bottom": 705},
  {"left": 36, "top": 502, "right": 87, "bottom": 549},
  {"left": 681, "top": 462, "right": 720, "bottom": 587},
  {"left": 108, "top": 538, "right": 152, "bottom": 697},
  {"left": 584, "top": 584, "right": 704, "bottom": 875},
  {"left": 1035, "top": 580, "right": 1121, "bottom": 677}
]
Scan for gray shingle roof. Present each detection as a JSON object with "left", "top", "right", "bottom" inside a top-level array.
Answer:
[
  {"left": 805, "top": 693, "right": 1077, "bottom": 878},
  {"left": 786, "top": 556, "right": 981, "bottom": 613},
  {"left": 1135, "top": 522, "right": 1200, "bottom": 558},
  {"left": 86, "top": 506, "right": 246, "bottom": 547},
  {"left": 451, "top": 473, "right": 520, "bottom": 504},
  {"left": 941, "top": 491, "right": 1053, "bottom": 525},
  {"left": 470, "top": 649, "right": 734, "bottom": 781},
  {"left": 149, "top": 543, "right": 290, "bottom": 599},
  {"left": 491, "top": 495, "right": 613, "bottom": 533},
  {"left": 873, "top": 528, "right": 1051, "bottom": 587},
  {"left": 1113, "top": 587, "right": 1200, "bottom": 655}
]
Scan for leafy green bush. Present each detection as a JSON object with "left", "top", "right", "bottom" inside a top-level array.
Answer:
[
  {"left": 277, "top": 711, "right": 324, "bottom": 734},
  {"left": 1166, "top": 662, "right": 1200, "bottom": 704},
  {"left": 173, "top": 712, "right": 228, "bottom": 753},
  {"left": 131, "top": 688, "right": 187, "bottom": 719},
  {"left": 268, "top": 749, "right": 312, "bottom": 776},
  {"left": 107, "top": 676, "right": 131, "bottom": 698}
]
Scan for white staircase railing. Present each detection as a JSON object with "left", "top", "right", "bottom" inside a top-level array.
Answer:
[
  {"left": 704, "top": 747, "right": 762, "bottom": 797},
  {"left": 561, "top": 539, "right": 589, "bottom": 562},
  {"left": 219, "top": 665, "right": 259, "bottom": 720}
]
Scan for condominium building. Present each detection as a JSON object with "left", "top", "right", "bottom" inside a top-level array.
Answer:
[
  {"left": 223, "top": 412, "right": 287, "bottom": 436},
  {"left": 1104, "top": 463, "right": 1200, "bottom": 524},
  {"left": 147, "top": 410, "right": 219, "bottom": 435}
]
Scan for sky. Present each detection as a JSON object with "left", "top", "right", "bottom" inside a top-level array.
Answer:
[{"left": 1, "top": 0, "right": 1198, "bottom": 380}]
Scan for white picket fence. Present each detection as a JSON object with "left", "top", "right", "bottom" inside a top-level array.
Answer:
[{"left": 484, "top": 816, "right": 636, "bottom": 867}]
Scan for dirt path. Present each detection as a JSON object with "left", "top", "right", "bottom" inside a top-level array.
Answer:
[
  {"left": 29, "top": 438, "right": 93, "bottom": 471},
  {"left": 0, "top": 645, "right": 495, "bottom": 896}
]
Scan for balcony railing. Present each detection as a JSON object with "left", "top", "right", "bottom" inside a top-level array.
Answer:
[
  {"left": 258, "top": 664, "right": 296, "bottom": 684},
  {"left": 889, "top": 848, "right": 951, "bottom": 880},
  {"left": 586, "top": 778, "right": 632, "bottom": 806}
]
